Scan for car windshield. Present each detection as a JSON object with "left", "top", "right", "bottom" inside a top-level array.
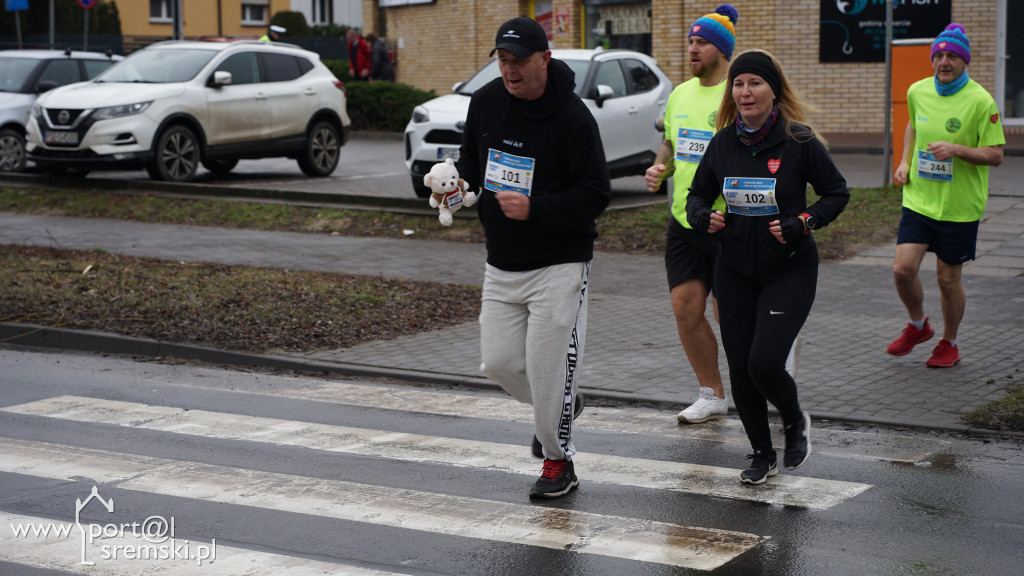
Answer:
[
  {"left": 94, "top": 48, "right": 216, "bottom": 83},
  {"left": 454, "top": 58, "right": 592, "bottom": 97},
  {"left": 0, "top": 58, "right": 42, "bottom": 93}
]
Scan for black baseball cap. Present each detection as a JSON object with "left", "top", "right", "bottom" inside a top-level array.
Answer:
[{"left": 489, "top": 16, "right": 548, "bottom": 58}]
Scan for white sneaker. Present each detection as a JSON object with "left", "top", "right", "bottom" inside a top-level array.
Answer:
[{"left": 677, "top": 387, "right": 728, "bottom": 423}]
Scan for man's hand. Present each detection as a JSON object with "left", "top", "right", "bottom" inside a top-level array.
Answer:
[
  {"left": 926, "top": 141, "right": 958, "bottom": 162},
  {"left": 894, "top": 162, "right": 910, "bottom": 185},
  {"left": 495, "top": 191, "right": 529, "bottom": 220},
  {"left": 644, "top": 164, "right": 667, "bottom": 193}
]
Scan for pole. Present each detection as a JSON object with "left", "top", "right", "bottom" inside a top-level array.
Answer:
[
  {"left": 49, "top": 0, "right": 55, "bottom": 49},
  {"left": 15, "top": 9, "right": 21, "bottom": 49},
  {"left": 882, "top": 0, "right": 893, "bottom": 188},
  {"left": 83, "top": 8, "right": 89, "bottom": 51}
]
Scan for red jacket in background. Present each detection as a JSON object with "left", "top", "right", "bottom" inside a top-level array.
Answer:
[{"left": 349, "top": 36, "right": 371, "bottom": 79}]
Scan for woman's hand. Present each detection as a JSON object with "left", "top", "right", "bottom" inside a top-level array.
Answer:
[{"left": 708, "top": 210, "right": 726, "bottom": 234}]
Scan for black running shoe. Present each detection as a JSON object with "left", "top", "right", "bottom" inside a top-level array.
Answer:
[
  {"left": 740, "top": 449, "right": 778, "bottom": 485},
  {"left": 784, "top": 410, "right": 812, "bottom": 470},
  {"left": 532, "top": 392, "right": 584, "bottom": 458},
  {"left": 529, "top": 459, "right": 579, "bottom": 499}
]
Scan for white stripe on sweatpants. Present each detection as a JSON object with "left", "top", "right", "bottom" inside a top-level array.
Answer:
[
  {"left": 0, "top": 438, "right": 766, "bottom": 570},
  {"left": 479, "top": 261, "right": 589, "bottom": 460}
]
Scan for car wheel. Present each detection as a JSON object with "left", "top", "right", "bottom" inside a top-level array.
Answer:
[
  {"left": 148, "top": 125, "right": 199, "bottom": 182},
  {"left": 297, "top": 121, "right": 340, "bottom": 177},
  {"left": 201, "top": 158, "right": 239, "bottom": 175},
  {"left": 411, "top": 175, "right": 432, "bottom": 198},
  {"left": 0, "top": 128, "right": 27, "bottom": 173}
]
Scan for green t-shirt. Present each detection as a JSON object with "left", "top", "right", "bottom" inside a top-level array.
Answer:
[
  {"left": 664, "top": 78, "right": 727, "bottom": 228},
  {"left": 904, "top": 77, "right": 1005, "bottom": 222}
]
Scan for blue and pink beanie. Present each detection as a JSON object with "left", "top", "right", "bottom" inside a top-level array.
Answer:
[
  {"left": 689, "top": 4, "right": 739, "bottom": 60},
  {"left": 931, "top": 23, "right": 971, "bottom": 64}
]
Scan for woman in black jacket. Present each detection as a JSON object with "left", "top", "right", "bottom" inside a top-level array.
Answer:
[{"left": 686, "top": 49, "right": 849, "bottom": 485}]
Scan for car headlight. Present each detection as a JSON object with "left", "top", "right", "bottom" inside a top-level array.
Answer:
[
  {"left": 411, "top": 106, "right": 429, "bottom": 123},
  {"left": 91, "top": 101, "right": 152, "bottom": 121},
  {"left": 31, "top": 102, "right": 42, "bottom": 119}
]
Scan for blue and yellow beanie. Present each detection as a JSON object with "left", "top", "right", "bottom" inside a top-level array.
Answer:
[
  {"left": 931, "top": 23, "right": 971, "bottom": 64},
  {"left": 689, "top": 4, "right": 739, "bottom": 60}
]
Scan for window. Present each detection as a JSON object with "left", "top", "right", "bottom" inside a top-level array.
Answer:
[
  {"left": 215, "top": 53, "right": 260, "bottom": 85},
  {"left": 622, "top": 59, "right": 658, "bottom": 93},
  {"left": 150, "top": 0, "right": 171, "bottom": 23},
  {"left": 260, "top": 53, "right": 304, "bottom": 83},
  {"left": 592, "top": 61, "right": 627, "bottom": 98},
  {"left": 242, "top": 0, "right": 269, "bottom": 26},
  {"left": 38, "top": 60, "right": 81, "bottom": 87},
  {"left": 83, "top": 60, "right": 115, "bottom": 79},
  {"left": 312, "top": 0, "right": 334, "bottom": 24}
]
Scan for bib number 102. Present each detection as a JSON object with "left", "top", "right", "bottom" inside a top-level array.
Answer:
[{"left": 744, "top": 193, "right": 768, "bottom": 204}]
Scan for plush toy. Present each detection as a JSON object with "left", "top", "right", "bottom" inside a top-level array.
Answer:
[{"left": 424, "top": 158, "right": 477, "bottom": 226}]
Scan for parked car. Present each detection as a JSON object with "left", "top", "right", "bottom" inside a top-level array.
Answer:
[
  {"left": 404, "top": 48, "right": 671, "bottom": 197},
  {"left": 26, "top": 40, "right": 350, "bottom": 182},
  {"left": 0, "top": 48, "right": 122, "bottom": 172}
]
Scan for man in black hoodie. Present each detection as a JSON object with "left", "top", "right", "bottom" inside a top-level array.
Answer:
[{"left": 458, "top": 16, "right": 611, "bottom": 500}]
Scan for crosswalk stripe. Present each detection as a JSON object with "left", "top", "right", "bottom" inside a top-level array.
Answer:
[
  {"left": 0, "top": 438, "right": 767, "bottom": 570},
  {"left": 2, "top": 512, "right": 400, "bottom": 575},
  {"left": 2, "top": 396, "right": 872, "bottom": 509},
  {"left": 161, "top": 375, "right": 950, "bottom": 464}
]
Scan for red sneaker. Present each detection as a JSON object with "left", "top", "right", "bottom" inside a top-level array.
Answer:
[
  {"left": 926, "top": 339, "right": 961, "bottom": 367},
  {"left": 886, "top": 318, "right": 934, "bottom": 356}
]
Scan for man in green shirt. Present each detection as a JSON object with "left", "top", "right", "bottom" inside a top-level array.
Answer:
[
  {"left": 889, "top": 23, "right": 1004, "bottom": 368},
  {"left": 644, "top": 5, "right": 737, "bottom": 423}
]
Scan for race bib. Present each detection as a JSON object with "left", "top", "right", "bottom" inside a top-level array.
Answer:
[
  {"left": 722, "top": 177, "right": 779, "bottom": 216},
  {"left": 444, "top": 190, "right": 464, "bottom": 209},
  {"left": 675, "top": 128, "right": 712, "bottom": 163},
  {"left": 917, "top": 150, "right": 953, "bottom": 182},
  {"left": 484, "top": 149, "right": 535, "bottom": 196}
]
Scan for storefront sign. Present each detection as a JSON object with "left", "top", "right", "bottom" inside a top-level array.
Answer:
[
  {"left": 820, "top": 0, "right": 951, "bottom": 63},
  {"left": 601, "top": 4, "right": 650, "bottom": 36}
]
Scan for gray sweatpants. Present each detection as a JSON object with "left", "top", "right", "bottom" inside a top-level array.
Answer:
[{"left": 479, "top": 261, "right": 590, "bottom": 461}]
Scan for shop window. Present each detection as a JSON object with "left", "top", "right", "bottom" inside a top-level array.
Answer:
[{"left": 583, "top": 1, "right": 652, "bottom": 54}]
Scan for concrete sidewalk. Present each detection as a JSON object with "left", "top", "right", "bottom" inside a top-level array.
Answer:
[{"left": 1, "top": 147, "right": 1023, "bottom": 433}]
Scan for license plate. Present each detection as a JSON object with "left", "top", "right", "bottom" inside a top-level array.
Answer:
[
  {"left": 45, "top": 131, "right": 79, "bottom": 145},
  {"left": 436, "top": 147, "right": 459, "bottom": 161}
]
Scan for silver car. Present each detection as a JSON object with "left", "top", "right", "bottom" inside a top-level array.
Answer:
[
  {"left": 0, "top": 49, "right": 121, "bottom": 172},
  {"left": 404, "top": 48, "right": 672, "bottom": 197}
]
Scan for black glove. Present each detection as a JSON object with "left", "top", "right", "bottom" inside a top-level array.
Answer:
[
  {"left": 688, "top": 208, "right": 712, "bottom": 234},
  {"left": 778, "top": 216, "right": 806, "bottom": 243}
]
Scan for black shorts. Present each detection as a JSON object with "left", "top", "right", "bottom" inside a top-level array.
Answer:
[
  {"left": 665, "top": 216, "right": 718, "bottom": 291},
  {"left": 896, "top": 207, "right": 979, "bottom": 265}
]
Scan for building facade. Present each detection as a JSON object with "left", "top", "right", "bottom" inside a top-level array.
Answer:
[{"left": 359, "top": 0, "right": 1018, "bottom": 135}]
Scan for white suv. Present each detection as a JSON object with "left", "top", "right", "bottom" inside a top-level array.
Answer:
[
  {"left": 404, "top": 49, "right": 671, "bottom": 197},
  {"left": 27, "top": 40, "right": 351, "bottom": 182}
]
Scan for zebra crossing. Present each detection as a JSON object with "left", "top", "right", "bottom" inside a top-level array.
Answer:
[{"left": 0, "top": 367, "right": 951, "bottom": 574}]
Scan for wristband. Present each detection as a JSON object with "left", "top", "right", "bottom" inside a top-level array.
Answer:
[{"left": 799, "top": 212, "right": 811, "bottom": 234}]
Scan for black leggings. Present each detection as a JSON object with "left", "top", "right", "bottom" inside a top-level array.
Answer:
[{"left": 715, "top": 257, "right": 817, "bottom": 451}]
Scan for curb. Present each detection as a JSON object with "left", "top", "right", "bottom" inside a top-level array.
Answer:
[{"left": 4, "top": 322, "right": 1021, "bottom": 441}]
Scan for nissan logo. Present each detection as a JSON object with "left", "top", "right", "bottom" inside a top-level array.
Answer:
[
  {"left": 455, "top": 121, "right": 465, "bottom": 133},
  {"left": 57, "top": 110, "right": 70, "bottom": 124}
]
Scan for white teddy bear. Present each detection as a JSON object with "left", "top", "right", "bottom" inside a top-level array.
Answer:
[{"left": 424, "top": 158, "right": 477, "bottom": 226}]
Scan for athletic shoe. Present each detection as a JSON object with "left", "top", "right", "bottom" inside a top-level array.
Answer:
[
  {"left": 740, "top": 449, "right": 778, "bottom": 485},
  {"left": 886, "top": 318, "right": 934, "bottom": 356},
  {"left": 784, "top": 410, "right": 812, "bottom": 470},
  {"left": 677, "top": 386, "right": 729, "bottom": 423},
  {"left": 926, "top": 339, "right": 961, "bottom": 368},
  {"left": 532, "top": 392, "right": 584, "bottom": 458},
  {"left": 529, "top": 459, "right": 579, "bottom": 499}
]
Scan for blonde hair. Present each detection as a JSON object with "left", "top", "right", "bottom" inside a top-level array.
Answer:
[{"left": 716, "top": 49, "right": 828, "bottom": 148}]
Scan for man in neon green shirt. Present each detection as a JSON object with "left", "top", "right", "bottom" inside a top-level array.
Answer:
[
  {"left": 890, "top": 23, "right": 1004, "bottom": 368},
  {"left": 644, "top": 5, "right": 737, "bottom": 423}
]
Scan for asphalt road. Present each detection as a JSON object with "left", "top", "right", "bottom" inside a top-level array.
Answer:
[{"left": 1, "top": 347, "right": 1022, "bottom": 575}]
